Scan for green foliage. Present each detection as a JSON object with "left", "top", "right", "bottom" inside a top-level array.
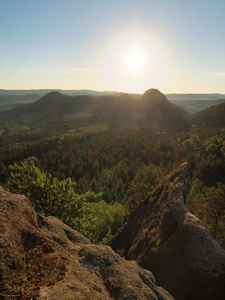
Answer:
[
  {"left": 0, "top": 161, "right": 6, "bottom": 184},
  {"left": 188, "top": 103, "right": 225, "bottom": 128},
  {"left": 188, "top": 182, "right": 225, "bottom": 248},
  {"left": 2, "top": 122, "right": 225, "bottom": 248},
  {"left": 4, "top": 158, "right": 82, "bottom": 227},
  {"left": 203, "top": 183, "right": 225, "bottom": 244},
  {"left": 127, "top": 163, "right": 164, "bottom": 207},
  {"left": 79, "top": 200, "right": 126, "bottom": 244},
  {"left": 4, "top": 157, "right": 125, "bottom": 244}
]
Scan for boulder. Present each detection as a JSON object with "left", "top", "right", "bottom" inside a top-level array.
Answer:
[
  {"left": 0, "top": 187, "right": 173, "bottom": 299},
  {"left": 109, "top": 163, "right": 225, "bottom": 300}
]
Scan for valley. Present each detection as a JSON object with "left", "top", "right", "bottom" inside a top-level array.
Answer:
[{"left": 0, "top": 88, "right": 225, "bottom": 247}]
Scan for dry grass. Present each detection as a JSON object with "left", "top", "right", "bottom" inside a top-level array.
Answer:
[
  {"left": 0, "top": 242, "right": 65, "bottom": 299},
  {"left": 104, "top": 277, "right": 121, "bottom": 298}
]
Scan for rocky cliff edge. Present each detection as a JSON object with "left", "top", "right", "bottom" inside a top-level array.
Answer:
[
  {"left": 109, "top": 163, "right": 225, "bottom": 300},
  {"left": 0, "top": 186, "right": 173, "bottom": 299}
]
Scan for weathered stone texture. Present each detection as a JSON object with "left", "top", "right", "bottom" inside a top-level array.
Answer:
[
  {"left": 0, "top": 187, "right": 173, "bottom": 299},
  {"left": 109, "top": 163, "right": 225, "bottom": 300}
]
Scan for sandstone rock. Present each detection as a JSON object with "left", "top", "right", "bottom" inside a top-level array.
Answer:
[
  {"left": 109, "top": 163, "right": 225, "bottom": 300},
  {"left": 0, "top": 187, "right": 173, "bottom": 299}
]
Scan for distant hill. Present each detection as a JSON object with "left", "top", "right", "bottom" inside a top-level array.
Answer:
[
  {"left": 170, "top": 99, "right": 225, "bottom": 114},
  {"left": 1, "top": 89, "right": 224, "bottom": 99},
  {"left": 0, "top": 89, "right": 188, "bottom": 128},
  {"left": 188, "top": 102, "right": 225, "bottom": 127},
  {"left": 5, "top": 88, "right": 225, "bottom": 129},
  {"left": 166, "top": 93, "right": 225, "bottom": 114},
  {"left": 0, "top": 89, "right": 120, "bottom": 110},
  {"left": 93, "top": 88, "right": 187, "bottom": 129},
  {"left": 0, "top": 94, "right": 42, "bottom": 107},
  {"left": 1, "top": 89, "right": 224, "bottom": 116},
  {"left": 0, "top": 91, "right": 94, "bottom": 125},
  {"left": 0, "top": 89, "right": 119, "bottom": 98},
  {"left": 0, "top": 103, "right": 26, "bottom": 112},
  {"left": 141, "top": 89, "right": 186, "bottom": 127},
  {"left": 166, "top": 93, "right": 225, "bottom": 101},
  {"left": 92, "top": 93, "right": 135, "bottom": 125}
]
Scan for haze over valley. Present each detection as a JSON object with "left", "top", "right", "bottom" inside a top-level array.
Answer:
[{"left": 1, "top": 89, "right": 225, "bottom": 128}]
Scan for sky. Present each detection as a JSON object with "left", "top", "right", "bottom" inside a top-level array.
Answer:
[{"left": 1, "top": 0, "right": 225, "bottom": 94}]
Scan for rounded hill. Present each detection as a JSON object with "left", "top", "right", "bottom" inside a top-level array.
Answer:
[{"left": 188, "top": 102, "right": 225, "bottom": 127}]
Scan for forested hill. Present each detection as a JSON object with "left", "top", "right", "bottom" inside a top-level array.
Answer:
[
  {"left": 1, "top": 89, "right": 224, "bottom": 115},
  {"left": 167, "top": 93, "right": 225, "bottom": 101},
  {"left": 93, "top": 88, "right": 186, "bottom": 129},
  {"left": 0, "top": 92, "right": 95, "bottom": 125},
  {"left": 0, "top": 88, "right": 187, "bottom": 128},
  {"left": 188, "top": 102, "right": 225, "bottom": 127},
  {"left": 1, "top": 89, "right": 225, "bottom": 128},
  {"left": 142, "top": 89, "right": 186, "bottom": 126}
]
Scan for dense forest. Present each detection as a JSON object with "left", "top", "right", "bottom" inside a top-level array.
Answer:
[{"left": 1, "top": 115, "right": 225, "bottom": 248}]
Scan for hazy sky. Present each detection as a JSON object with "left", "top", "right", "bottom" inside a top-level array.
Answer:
[{"left": 1, "top": 0, "right": 225, "bottom": 93}]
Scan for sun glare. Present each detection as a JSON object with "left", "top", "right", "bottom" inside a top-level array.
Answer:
[
  {"left": 125, "top": 49, "right": 146, "bottom": 71},
  {"left": 100, "top": 31, "right": 167, "bottom": 92}
]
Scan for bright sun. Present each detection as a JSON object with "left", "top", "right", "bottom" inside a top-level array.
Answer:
[{"left": 125, "top": 49, "right": 146, "bottom": 71}]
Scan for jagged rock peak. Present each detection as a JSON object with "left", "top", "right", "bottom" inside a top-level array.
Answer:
[
  {"left": 109, "top": 162, "right": 225, "bottom": 300},
  {"left": 0, "top": 186, "right": 173, "bottom": 299}
]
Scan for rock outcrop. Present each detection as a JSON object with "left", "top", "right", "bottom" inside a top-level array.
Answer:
[
  {"left": 0, "top": 187, "right": 173, "bottom": 299},
  {"left": 109, "top": 163, "right": 225, "bottom": 300}
]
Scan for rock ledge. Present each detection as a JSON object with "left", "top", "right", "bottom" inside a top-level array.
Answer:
[{"left": 0, "top": 186, "right": 173, "bottom": 299}]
